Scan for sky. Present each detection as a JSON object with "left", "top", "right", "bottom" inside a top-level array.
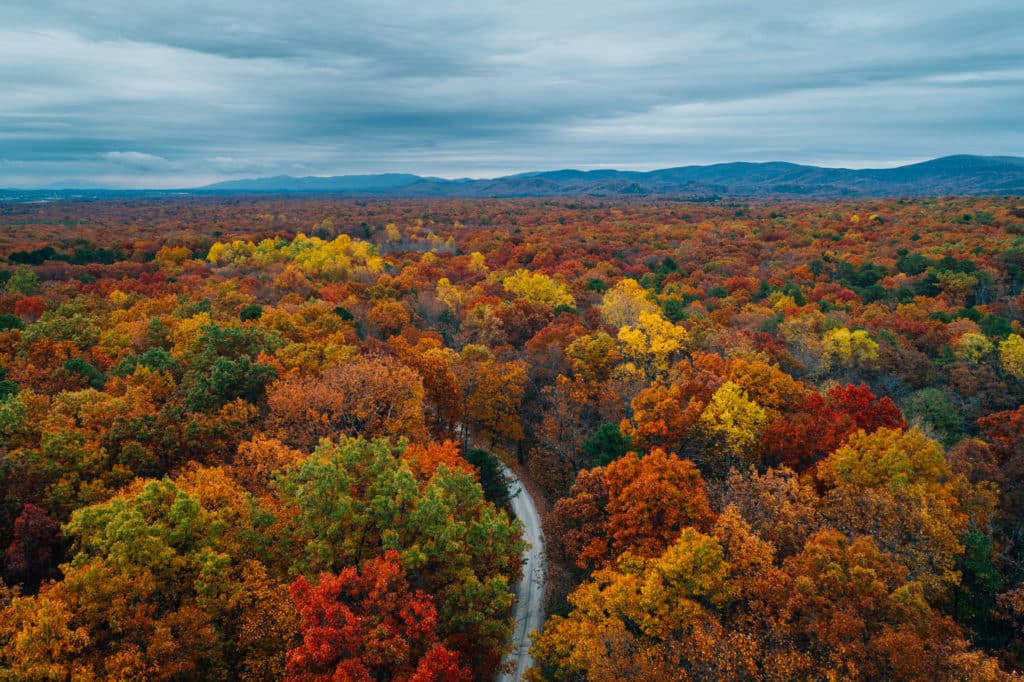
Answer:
[{"left": 2, "top": 0, "right": 1023, "bottom": 188}]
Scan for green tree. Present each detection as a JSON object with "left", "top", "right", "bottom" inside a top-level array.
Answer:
[
  {"left": 583, "top": 423, "right": 633, "bottom": 467},
  {"left": 4, "top": 266, "right": 39, "bottom": 295},
  {"left": 276, "top": 437, "right": 524, "bottom": 673}
]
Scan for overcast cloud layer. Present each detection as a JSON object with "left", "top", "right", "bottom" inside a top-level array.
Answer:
[{"left": 2, "top": 0, "right": 1023, "bottom": 188}]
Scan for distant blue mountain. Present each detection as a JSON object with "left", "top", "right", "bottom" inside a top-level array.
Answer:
[
  {"left": 191, "top": 155, "right": 1024, "bottom": 198},
  {"left": 8, "top": 156, "right": 1019, "bottom": 199}
]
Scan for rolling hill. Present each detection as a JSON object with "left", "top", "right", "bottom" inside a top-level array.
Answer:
[{"left": 194, "top": 155, "right": 1024, "bottom": 198}]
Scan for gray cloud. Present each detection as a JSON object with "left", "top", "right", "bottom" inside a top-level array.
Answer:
[
  {"left": 101, "top": 151, "right": 172, "bottom": 169},
  {"left": 1, "top": 0, "right": 1022, "bottom": 188}
]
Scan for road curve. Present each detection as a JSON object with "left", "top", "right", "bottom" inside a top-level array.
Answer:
[{"left": 497, "top": 465, "right": 546, "bottom": 682}]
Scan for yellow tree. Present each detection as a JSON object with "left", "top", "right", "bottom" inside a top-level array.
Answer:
[
  {"left": 434, "top": 277, "right": 464, "bottom": 313},
  {"left": 999, "top": 333, "right": 1024, "bottom": 379},
  {"left": 953, "top": 332, "right": 994, "bottom": 364},
  {"left": 566, "top": 332, "right": 621, "bottom": 384},
  {"left": 821, "top": 327, "right": 879, "bottom": 371},
  {"left": 817, "top": 427, "right": 976, "bottom": 599},
  {"left": 529, "top": 527, "right": 761, "bottom": 682},
  {"left": 468, "top": 251, "right": 487, "bottom": 273},
  {"left": 617, "top": 311, "right": 688, "bottom": 378},
  {"left": 154, "top": 245, "right": 193, "bottom": 272},
  {"left": 502, "top": 269, "right": 575, "bottom": 309},
  {"left": 695, "top": 381, "right": 767, "bottom": 475},
  {"left": 600, "top": 278, "right": 659, "bottom": 328},
  {"left": 935, "top": 270, "right": 978, "bottom": 305}
]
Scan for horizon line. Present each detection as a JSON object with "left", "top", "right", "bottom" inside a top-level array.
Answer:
[{"left": 2, "top": 153, "right": 1021, "bottom": 192}]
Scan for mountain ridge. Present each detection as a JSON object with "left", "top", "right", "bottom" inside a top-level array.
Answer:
[
  {"left": 4, "top": 155, "right": 1023, "bottom": 199},
  {"left": 194, "top": 155, "right": 1024, "bottom": 198}
]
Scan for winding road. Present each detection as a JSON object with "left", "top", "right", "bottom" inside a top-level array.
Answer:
[{"left": 497, "top": 465, "right": 546, "bottom": 682}]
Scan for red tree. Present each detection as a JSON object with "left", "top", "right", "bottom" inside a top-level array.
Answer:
[
  {"left": 762, "top": 384, "right": 906, "bottom": 471},
  {"left": 286, "top": 550, "right": 470, "bottom": 682},
  {"left": 3, "top": 503, "right": 63, "bottom": 591}
]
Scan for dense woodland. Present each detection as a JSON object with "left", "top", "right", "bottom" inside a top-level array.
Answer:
[{"left": 1, "top": 195, "right": 1024, "bottom": 680}]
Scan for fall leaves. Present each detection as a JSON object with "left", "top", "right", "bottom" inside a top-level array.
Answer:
[
  {"left": 534, "top": 432, "right": 1007, "bottom": 681},
  {"left": 288, "top": 551, "right": 470, "bottom": 682},
  {"left": 2, "top": 195, "right": 1024, "bottom": 679},
  {"left": 266, "top": 355, "right": 428, "bottom": 448},
  {"left": 0, "top": 438, "right": 522, "bottom": 680}
]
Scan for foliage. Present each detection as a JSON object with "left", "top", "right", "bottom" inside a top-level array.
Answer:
[
  {"left": 582, "top": 423, "right": 632, "bottom": 467},
  {"left": 275, "top": 437, "right": 524, "bottom": 672},
  {"left": 502, "top": 269, "right": 575, "bottom": 309},
  {"left": 547, "top": 448, "right": 714, "bottom": 573},
  {"left": 267, "top": 356, "right": 427, "bottom": 449},
  {"left": 0, "top": 195, "right": 1022, "bottom": 677},
  {"left": 287, "top": 551, "right": 470, "bottom": 682},
  {"left": 695, "top": 381, "right": 768, "bottom": 474}
]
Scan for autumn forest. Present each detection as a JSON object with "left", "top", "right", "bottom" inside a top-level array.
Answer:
[{"left": 1, "top": 195, "right": 1024, "bottom": 680}]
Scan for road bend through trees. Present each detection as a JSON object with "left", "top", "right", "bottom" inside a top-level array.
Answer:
[{"left": 497, "top": 465, "right": 546, "bottom": 682}]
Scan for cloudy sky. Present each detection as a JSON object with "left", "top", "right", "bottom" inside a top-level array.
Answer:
[{"left": 2, "top": 0, "right": 1023, "bottom": 188}]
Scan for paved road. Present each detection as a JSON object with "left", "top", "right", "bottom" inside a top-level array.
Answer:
[{"left": 496, "top": 465, "right": 546, "bottom": 682}]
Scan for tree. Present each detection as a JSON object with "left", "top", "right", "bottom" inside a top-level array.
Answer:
[
  {"left": 761, "top": 384, "right": 906, "bottom": 472},
  {"left": 457, "top": 350, "right": 527, "bottom": 448},
  {"left": 286, "top": 551, "right": 470, "bottom": 682},
  {"left": 502, "top": 269, "right": 574, "bottom": 309},
  {"left": 462, "top": 449, "right": 512, "bottom": 512},
  {"left": 5, "top": 266, "right": 39, "bottom": 295},
  {"left": 694, "top": 381, "right": 768, "bottom": 475},
  {"left": 954, "top": 332, "right": 994, "bottom": 364},
  {"left": 62, "top": 357, "right": 105, "bottom": 390},
  {"left": 719, "top": 466, "right": 822, "bottom": 558},
  {"left": 494, "top": 298, "right": 555, "bottom": 348},
  {"left": 935, "top": 270, "right": 978, "bottom": 305},
  {"left": 533, "top": 520, "right": 1000, "bottom": 682},
  {"left": 546, "top": 448, "right": 714, "bottom": 573},
  {"left": 181, "top": 324, "right": 279, "bottom": 411},
  {"left": 231, "top": 434, "right": 306, "bottom": 494},
  {"left": 530, "top": 527, "right": 754, "bottom": 682},
  {"left": 529, "top": 375, "right": 599, "bottom": 498},
  {"left": 582, "top": 423, "right": 633, "bottom": 467},
  {"left": 389, "top": 336, "right": 463, "bottom": 436},
  {"left": 617, "top": 310, "right": 688, "bottom": 377},
  {"left": 0, "top": 583, "right": 92, "bottom": 680},
  {"left": 978, "top": 406, "right": 1024, "bottom": 589},
  {"left": 817, "top": 427, "right": 974, "bottom": 599},
  {"left": 621, "top": 352, "right": 726, "bottom": 453},
  {"left": 468, "top": 252, "right": 487, "bottom": 273},
  {"left": 267, "top": 355, "right": 428, "bottom": 450},
  {"left": 777, "top": 529, "right": 979, "bottom": 680},
  {"left": 276, "top": 437, "right": 523, "bottom": 675},
  {"left": 600, "top": 278, "right": 659, "bottom": 328},
  {"left": 369, "top": 300, "right": 412, "bottom": 338},
  {"left": 821, "top": 327, "right": 879, "bottom": 372},
  {"left": 0, "top": 476, "right": 299, "bottom": 680},
  {"left": 826, "top": 383, "right": 907, "bottom": 433},
  {"left": 13, "top": 296, "right": 44, "bottom": 322},
  {"left": 999, "top": 333, "right": 1024, "bottom": 379},
  {"left": 154, "top": 245, "right": 193, "bottom": 271},
  {"left": 2, "top": 503, "right": 63, "bottom": 591},
  {"left": 903, "top": 387, "right": 964, "bottom": 446},
  {"left": 402, "top": 440, "right": 475, "bottom": 481},
  {"left": 727, "top": 357, "right": 808, "bottom": 414},
  {"left": 564, "top": 331, "right": 619, "bottom": 382}
]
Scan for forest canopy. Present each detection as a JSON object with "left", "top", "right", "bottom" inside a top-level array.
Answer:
[{"left": 1, "top": 195, "right": 1023, "bottom": 680}]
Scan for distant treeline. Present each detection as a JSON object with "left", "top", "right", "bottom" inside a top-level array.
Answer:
[{"left": 8, "top": 244, "right": 128, "bottom": 265}]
